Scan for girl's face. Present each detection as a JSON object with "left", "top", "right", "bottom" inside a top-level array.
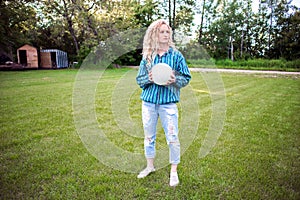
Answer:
[{"left": 158, "top": 24, "right": 170, "bottom": 45}]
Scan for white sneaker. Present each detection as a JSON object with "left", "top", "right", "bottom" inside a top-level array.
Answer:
[
  {"left": 169, "top": 171, "right": 179, "bottom": 187},
  {"left": 137, "top": 167, "right": 155, "bottom": 178}
]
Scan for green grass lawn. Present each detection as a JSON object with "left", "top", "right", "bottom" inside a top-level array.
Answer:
[{"left": 0, "top": 69, "right": 299, "bottom": 199}]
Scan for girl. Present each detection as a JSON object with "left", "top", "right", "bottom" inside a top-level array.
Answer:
[{"left": 136, "top": 19, "right": 191, "bottom": 187}]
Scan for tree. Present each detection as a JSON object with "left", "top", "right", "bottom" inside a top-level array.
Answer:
[
  {"left": 198, "top": 0, "right": 206, "bottom": 44},
  {"left": 250, "top": 1, "right": 269, "bottom": 58},
  {"left": 272, "top": 2, "right": 300, "bottom": 59},
  {"left": 2, "top": 0, "right": 299, "bottom": 64},
  {"left": 197, "top": 0, "right": 223, "bottom": 44},
  {"left": 133, "top": 0, "right": 161, "bottom": 27},
  {"left": 160, "top": 0, "right": 195, "bottom": 40},
  {"left": 200, "top": 0, "right": 250, "bottom": 60},
  {"left": 41, "top": 0, "right": 80, "bottom": 54},
  {"left": 0, "top": 0, "right": 37, "bottom": 61}
]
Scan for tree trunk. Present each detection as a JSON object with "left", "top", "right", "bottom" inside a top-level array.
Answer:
[
  {"left": 168, "top": 0, "right": 176, "bottom": 40},
  {"left": 66, "top": 17, "right": 79, "bottom": 55},
  {"left": 169, "top": 0, "right": 172, "bottom": 27},
  {"left": 62, "top": 0, "right": 79, "bottom": 54},
  {"left": 173, "top": 0, "right": 176, "bottom": 36},
  {"left": 198, "top": 0, "right": 206, "bottom": 44},
  {"left": 241, "top": 29, "right": 244, "bottom": 58},
  {"left": 72, "top": 0, "right": 100, "bottom": 43},
  {"left": 230, "top": 36, "right": 234, "bottom": 61}
]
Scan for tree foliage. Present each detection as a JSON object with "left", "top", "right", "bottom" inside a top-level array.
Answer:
[
  {"left": 196, "top": 0, "right": 299, "bottom": 61},
  {"left": 0, "top": 0, "right": 299, "bottom": 64},
  {"left": 0, "top": 0, "right": 38, "bottom": 61}
]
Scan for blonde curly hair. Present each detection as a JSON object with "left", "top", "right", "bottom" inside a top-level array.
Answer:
[{"left": 142, "top": 19, "right": 176, "bottom": 64}]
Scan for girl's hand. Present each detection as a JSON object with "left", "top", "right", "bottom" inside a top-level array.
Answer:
[
  {"left": 149, "top": 71, "right": 154, "bottom": 83},
  {"left": 166, "top": 71, "right": 176, "bottom": 85}
]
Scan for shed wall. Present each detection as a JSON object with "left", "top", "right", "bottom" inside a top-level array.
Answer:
[
  {"left": 40, "top": 52, "right": 52, "bottom": 68},
  {"left": 40, "top": 49, "right": 68, "bottom": 68},
  {"left": 17, "top": 45, "right": 39, "bottom": 68}
]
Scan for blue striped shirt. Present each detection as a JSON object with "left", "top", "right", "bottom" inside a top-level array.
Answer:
[{"left": 136, "top": 47, "right": 191, "bottom": 104}]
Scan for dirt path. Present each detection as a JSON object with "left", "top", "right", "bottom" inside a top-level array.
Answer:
[
  {"left": 128, "top": 66, "right": 299, "bottom": 75},
  {"left": 189, "top": 68, "right": 300, "bottom": 75}
]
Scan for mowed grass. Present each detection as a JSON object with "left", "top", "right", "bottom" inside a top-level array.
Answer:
[{"left": 0, "top": 68, "right": 299, "bottom": 199}]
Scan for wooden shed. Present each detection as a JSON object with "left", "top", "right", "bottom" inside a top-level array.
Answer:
[
  {"left": 17, "top": 44, "right": 39, "bottom": 69},
  {"left": 40, "top": 49, "right": 68, "bottom": 69}
]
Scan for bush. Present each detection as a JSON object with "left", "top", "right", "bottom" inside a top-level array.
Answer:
[
  {"left": 187, "top": 58, "right": 300, "bottom": 71},
  {"left": 187, "top": 58, "right": 216, "bottom": 67}
]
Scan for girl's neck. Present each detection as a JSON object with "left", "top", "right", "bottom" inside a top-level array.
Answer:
[
  {"left": 158, "top": 45, "right": 169, "bottom": 56},
  {"left": 159, "top": 43, "right": 169, "bottom": 50}
]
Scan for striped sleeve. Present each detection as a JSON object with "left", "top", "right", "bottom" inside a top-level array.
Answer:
[
  {"left": 136, "top": 59, "right": 152, "bottom": 89},
  {"left": 173, "top": 52, "right": 191, "bottom": 88}
]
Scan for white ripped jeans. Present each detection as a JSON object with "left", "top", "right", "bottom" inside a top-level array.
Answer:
[{"left": 142, "top": 101, "right": 180, "bottom": 165}]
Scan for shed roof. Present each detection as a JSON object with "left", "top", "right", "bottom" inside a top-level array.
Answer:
[
  {"left": 40, "top": 49, "right": 66, "bottom": 53},
  {"left": 18, "top": 44, "right": 37, "bottom": 50}
]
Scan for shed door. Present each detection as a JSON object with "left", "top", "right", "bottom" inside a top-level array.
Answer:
[
  {"left": 51, "top": 52, "right": 57, "bottom": 68},
  {"left": 19, "top": 50, "right": 27, "bottom": 66}
]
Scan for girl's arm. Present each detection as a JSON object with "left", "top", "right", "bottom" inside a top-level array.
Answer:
[
  {"left": 173, "top": 54, "right": 191, "bottom": 88},
  {"left": 136, "top": 59, "right": 153, "bottom": 89}
]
